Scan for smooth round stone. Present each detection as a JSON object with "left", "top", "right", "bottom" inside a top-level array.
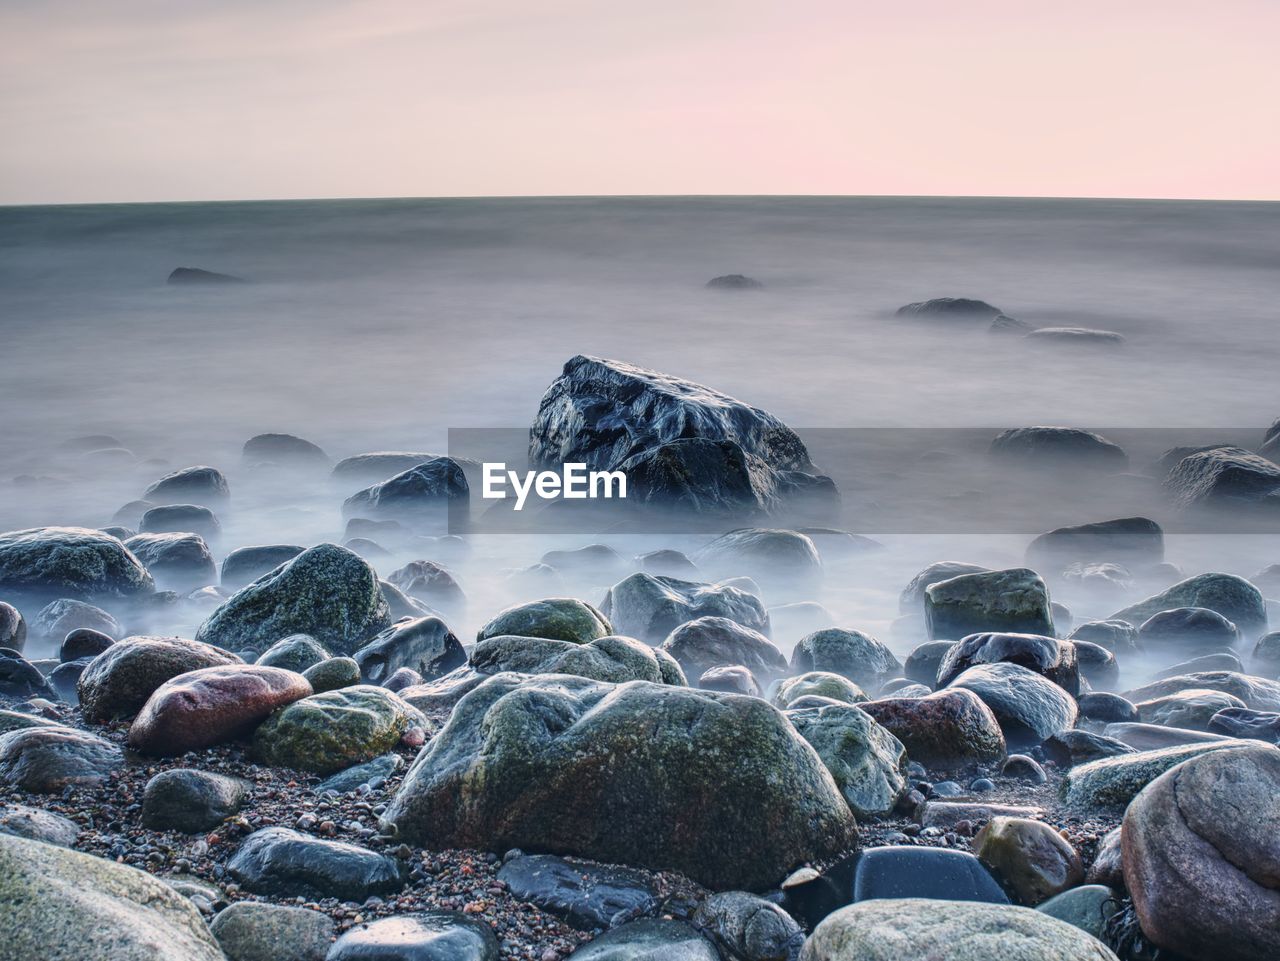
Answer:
[
  {"left": 210, "top": 901, "right": 335, "bottom": 961},
  {"left": 77, "top": 636, "right": 242, "bottom": 724},
  {"left": 852, "top": 846, "right": 1008, "bottom": 904},
  {"left": 256, "top": 634, "right": 328, "bottom": 672},
  {"left": 141, "top": 769, "right": 252, "bottom": 833},
  {"left": 0, "top": 725, "right": 123, "bottom": 793},
  {"left": 973, "top": 816, "right": 1084, "bottom": 906},
  {"left": 302, "top": 656, "right": 361, "bottom": 693},
  {"left": 59, "top": 628, "right": 113, "bottom": 662},
  {"left": 0, "top": 602, "right": 27, "bottom": 652},
  {"left": 567, "top": 920, "right": 720, "bottom": 961},
  {"left": 1077, "top": 692, "right": 1137, "bottom": 723},
  {"left": 0, "top": 802, "right": 79, "bottom": 846},
  {"left": 226, "top": 827, "right": 407, "bottom": 901},
  {"left": 860, "top": 688, "right": 1006, "bottom": 773},
  {"left": 1001, "top": 754, "right": 1047, "bottom": 784},
  {"left": 1037, "top": 885, "right": 1120, "bottom": 941},
  {"left": 969, "top": 777, "right": 995, "bottom": 793},
  {"left": 326, "top": 912, "right": 498, "bottom": 961}
]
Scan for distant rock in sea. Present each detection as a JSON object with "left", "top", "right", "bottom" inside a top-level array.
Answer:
[
  {"left": 1024, "top": 327, "right": 1125, "bottom": 347},
  {"left": 167, "top": 267, "right": 245, "bottom": 285},
  {"left": 896, "top": 297, "right": 1003, "bottom": 321},
  {"left": 706, "top": 274, "right": 763, "bottom": 290}
]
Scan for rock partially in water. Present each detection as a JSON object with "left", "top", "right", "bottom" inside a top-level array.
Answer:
[
  {"left": 472, "top": 634, "right": 685, "bottom": 685},
  {"left": 947, "top": 662, "right": 1077, "bottom": 748},
  {"left": 660, "top": 616, "right": 787, "bottom": 682},
  {"left": 861, "top": 687, "right": 1006, "bottom": 772},
  {"left": 935, "top": 632, "right": 1078, "bottom": 694},
  {"left": 0, "top": 526, "right": 155, "bottom": 604},
  {"left": 989, "top": 427, "right": 1127, "bottom": 472},
  {"left": 138, "top": 504, "right": 220, "bottom": 540},
  {"left": 497, "top": 853, "right": 659, "bottom": 929},
  {"left": 33, "top": 597, "right": 120, "bottom": 643},
  {"left": 354, "top": 615, "right": 465, "bottom": 684},
  {"left": 1111, "top": 571, "right": 1268, "bottom": 638},
  {"left": 242, "top": 432, "right": 329, "bottom": 469},
  {"left": 899, "top": 562, "right": 989, "bottom": 615},
  {"left": 1078, "top": 692, "right": 1138, "bottom": 723},
  {"left": 382, "top": 673, "right": 858, "bottom": 890},
  {"left": 1124, "top": 670, "right": 1280, "bottom": 712},
  {"left": 125, "top": 532, "right": 217, "bottom": 592},
  {"left": 789, "top": 628, "right": 899, "bottom": 688},
  {"left": 226, "top": 826, "right": 408, "bottom": 901},
  {"left": 0, "top": 601, "right": 25, "bottom": 652},
  {"left": 168, "top": 266, "right": 244, "bottom": 284},
  {"left": 895, "top": 297, "right": 1004, "bottom": 321},
  {"left": 220, "top": 544, "right": 306, "bottom": 590},
  {"left": 699, "top": 664, "right": 759, "bottom": 696},
  {"left": 1026, "top": 516, "right": 1163, "bottom": 571},
  {"left": 1068, "top": 619, "right": 1138, "bottom": 652},
  {"left": 1165, "top": 446, "right": 1280, "bottom": 509},
  {"left": 925, "top": 568, "right": 1055, "bottom": 641},
  {"left": 1023, "top": 327, "right": 1125, "bottom": 347},
  {"left": 1137, "top": 606, "right": 1240, "bottom": 654},
  {"left": 693, "top": 529, "right": 822, "bottom": 593},
  {"left": 141, "top": 768, "right": 252, "bottom": 832},
  {"left": 707, "top": 273, "right": 764, "bottom": 290},
  {"left": 1208, "top": 706, "right": 1280, "bottom": 742},
  {"left": 143, "top": 465, "right": 230, "bottom": 508},
  {"left": 256, "top": 634, "right": 328, "bottom": 672},
  {"left": 78, "top": 635, "right": 242, "bottom": 723},
  {"left": 0, "top": 725, "right": 123, "bottom": 792},
  {"left": 342, "top": 458, "right": 469, "bottom": 531},
  {"left": 1135, "top": 687, "right": 1246, "bottom": 731},
  {"left": 386, "top": 560, "right": 466, "bottom": 612},
  {"left": 477, "top": 596, "right": 612, "bottom": 644},
  {"left": 600, "top": 572, "right": 768, "bottom": 644},
  {"left": 1122, "top": 742, "right": 1280, "bottom": 961}
]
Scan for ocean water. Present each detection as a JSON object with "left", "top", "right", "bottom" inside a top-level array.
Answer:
[{"left": 1, "top": 196, "right": 1277, "bottom": 663}]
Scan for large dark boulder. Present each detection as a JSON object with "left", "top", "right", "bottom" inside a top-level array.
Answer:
[
  {"left": 789, "top": 629, "right": 900, "bottom": 688},
  {"left": 342, "top": 459, "right": 469, "bottom": 530},
  {"left": 989, "top": 427, "right": 1127, "bottom": 471},
  {"left": 195, "top": 544, "right": 391, "bottom": 656},
  {"left": 1165, "top": 447, "right": 1280, "bottom": 509},
  {"left": 381, "top": 674, "right": 858, "bottom": 890},
  {"left": 143, "top": 466, "right": 229, "bottom": 508},
  {"left": 924, "top": 569, "right": 1054, "bottom": 640},
  {"left": 124, "top": 533, "right": 216, "bottom": 592},
  {"left": 1111, "top": 572, "right": 1267, "bottom": 638},
  {"left": 353, "top": 615, "right": 466, "bottom": 684},
  {"left": 947, "top": 663, "right": 1078, "bottom": 748},
  {"left": 0, "top": 527, "right": 154, "bottom": 604},
  {"left": 78, "top": 636, "right": 242, "bottom": 723},
  {"left": 1026, "top": 517, "right": 1163, "bottom": 571},
  {"left": 600, "top": 573, "right": 768, "bottom": 644},
  {"left": 935, "top": 632, "right": 1079, "bottom": 695}
]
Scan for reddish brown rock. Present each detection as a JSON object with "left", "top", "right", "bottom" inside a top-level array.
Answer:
[
  {"left": 129, "top": 665, "right": 312, "bottom": 755},
  {"left": 860, "top": 687, "right": 1006, "bottom": 772},
  {"left": 77, "top": 636, "right": 242, "bottom": 723}
]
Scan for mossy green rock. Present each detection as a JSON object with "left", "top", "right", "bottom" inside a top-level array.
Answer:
[
  {"left": 476, "top": 597, "right": 611, "bottom": 645},
  {"left": 256, "top": 634, "right": 329, "bottom": 672},
  {"left": 786, "top": 703, "right": 907, "bottom": 818},
  {"left": 0, "top": 832, "right": 225, "bottom": 960},
  {"left": 0, "top": 526, "right": 155, "bottom": 604},
  {"left": 1061, "top": 741, "right": 1248, "bottom": 811},
  {"left": 382, "top": 673, "right": 857, "bottom": 890},
  {"left": 302, "top": 656, "right": 361, "bottom": 693},
  {"left": 196, "top": 544, "right": 391, "bottom": 656},
  {"left": 1111, "top": 572, "right": 1267, "bottom": 638},
  {"left": 773, "top": 671, "right": 866, "bottom": 708},
  {"left": 470, "top": 634, "right": 686, "bottom": 685},
  {"left": 252, "top": 685, "right": 427, "bottom": 774}
]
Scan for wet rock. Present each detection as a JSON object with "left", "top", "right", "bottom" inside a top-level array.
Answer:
[
  {"left": 773, "top": 671, "right": 866, "bottom": 708},
  {"left": 380, "top": 579, "right": 433, "bottom": 620},
  {"left": 973, "top": 816, "right": 1083, "bottom": 905},
  {"left": 947, "top": 662, "right": 1077, "bottom": 748},
  {"left": 220, "top": 544, "right": 306, "bottom": 590},
  {"left": 1071, "top": 640, "right": 1119, "bottom": 690},
  {"left": 990, "top": 427, "right": 1127, "bottom": 472},
  {"left": 256, "top": 634, "right": 329, "bottom": 672},
  {"left": 768, "top": 601, "right": 835, "bottom": 641},
  {"left": 143, "top": 465, "right": 230, "bottom": 508},
  {"left": 1208, "top": 706, "right": 1280, "bottom": 742},
  {"left": 1001, "top": 754, "right": 1047, "bottom": 783},
  {"left": 1124, "top": 670, "right": 1280, "bottom": 711},
  {"left": 1253, "top": 630, "right": 1280, "bottom": 675},
  {"left": 660, "top": 616, "right": 786, "bottom": 682},
  {"left": 693, "top": 529, "right": 822, "bottom": 593},
  {"left": 1026, "top": 517, "right": 1163, "bottom": 571},
  {"left": 851, "top": 847, "right": 1009, "bottom": 904},
  {"left": 124, "top": 532, "right": 217, "bottom": 591},
  {"left": 785, "top": 702, "right": 908, "bottom": 818},
  {"left": 138, "top": 504, "right": 220, "bottom": 541},
  {"left": 1122, "top": 742, "right": 1280, "bottom": 961},
  {"left": 0, "top": 802, "right": 77, "bottom": 847},
  {"left": 129, "top": 664, "right": 312, "bottom": 755},
  {"left": 342, "top": 458, "right": 469, "bottom": 530},
  {"left": 168, "top": 265, "right": 243, "bottom": 284},
  {"left": 302, "top": 655, "right": 361, "bottom": 693},
  {"left": 935, "top": 632, "right": 1078, "bottom": 694},
  {"left": 1136, "top": 687, "right": 1246, "bottom": 731},
  {"left": 1068, "top": 620, "right": 1139, "bottom": 653},
  {"left": 541, "top": 544, "right": 632, "bottom": 578},
  {"left": 567, "top": 919, "right": 719, "bottom": 961},
  {"left": 0, "top": 832, "right": 225, "bottom": 960},
  {"left": 242, "top": 432, "right": 329, "bottom": 469},
  {"left": 693, "top": 890, "right": 804, "bottom": 961},
  {"left": 1165, "top": 446, "right": 1280, "bottom": 509},
  {"left": 78, "top": 635, "right": 241, "bottom": 722},
  {"left": 1152, "top": 650, "right": 1243, "bottom": 678},
  {"left": 789, "top": 628, "right": 900, "bottom": 688},
  {"left": 382, "top": 674, "right": 858, "bottom": 890},
  {"left": 860, "top": 687, "right": 1006, "bottom": 772},
  {"left": 1042, "top": 730, "right": 1135, "bottom": 767},
  {"left": 473, "top": 634, "right": 685, "bottom": 686},
  {"left": 0, "top": 725, "right": 123, "bottom": 792},
  {"left": 477, "top": 597, "right": 611, "bottom": 645},
  {"left": 396, "top": 666, "right": 488, "bottom": 721},
  {"left": 1137, "top": 606, "right": 1239, "bottom": 653},
  {"left": 497, "top": 853, "right": 659, "bottom": 929},
  {"left": 899, "top": 562, "right": 989, "bottom": 615},
  {"left": 327, "top": 912, "right": 498, "bottom": 961},
  {"left": 0, "top": 709, "right": 60, "bottom": 734},
  {"left": 1036, "top": 885, "right": 1120, "bottom": 941},
  {"left": 315, "top": 753, "right": 403, "bottom": 793},
  {"left": 699, "top": 664, "right": 759, "bottom": 695},
  {"left": 1061, "top": 741, "right": 1247, "bottom": 811},
  {"left": 0, "top": 601, "right": 25, "bottom": 652},
  {"left": 1111, "top": 572, "right": 1267, "bottom": 639},
  {"left": 924, "top": 568, "right": 1055, "bottom": 640},
  {"left": 902, "top": 639, "right": 955, "bottom": 683},
  {"left": 141, "top": 768, "right": 252, "bottom": 832},
  {"left": 354, "top": 615, "right": 465, "bottom": 684},
  {"left": 801, "top": 898, "right": 1119, "bottom": 960},
  {"left": 196, "top": 544, "right": 392, "bottom": 656},
  {"left": 0, "top": 526, "right": 155, "bottom": 604},
  {"left": 226, "top": 826, "right": 408, "bottom": 900},
  {"left": 0, "top": 652, "right": 55, "bottom": 698},
  {"left": 252, "top": 684, "right": 426, "bottom": 774},
  {"left": 636, "top": 549, "right": 699, "bottom": 578},
  {"left": 1103, "top": 722, "right": 1233, "bottom": 751},
  {"left": 210, "top": 901, "right": 335, "bottom": 961},
  {"left": 895, "top": 297, "right": 1003, "bottom": 321},
  {"left": 383, "top": 666, "right": 423, "bottom": 691},
  {"left": 386, "top": 560, "right": 466, "bottom": 612},
  {"left": 600, "top": 573, "right": 768, "bottom": 644}
]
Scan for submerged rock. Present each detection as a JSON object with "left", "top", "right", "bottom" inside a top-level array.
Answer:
[
  {"left": 342, "top": 458, "right": 469, "bottom": 529},
  {"left": 381, "top": 673, "right": 858, "bottom": 890},
  {"left": 143, "top": 465, "right": 229, "bottom": 508},
  {"left": 895, "top": 297, "right": 1003, "bottom": 321},
  {"left": 219, "top": 544, "right": 306, "bottom": 590},
  {"left": 1165, "top": 446, "right": 1280, "bottom": 509},
  {"left": 707, "top": 273, "right": 764, "bottom": 289},
  {"left": 242, "top": 432, "right": 329, "bottom": 468},
  {"left": 989, "top": 427, "right": 1127, "bottom": 471},
  {"left": 168, "top": 266, "right": 244, "bottom": 284},
  {"left": 124, "top": 532, "right": 216, "bottom": 592},
  {"left": 600, "top": 572, "right": 769, "bottom": 644},
  {"left": 0, "top": 526, "right": 154, "bottom": 604},
  {"left": 1111, "top": 572, "right": 1267, "bottom": 638},
  {"left": 693, "top": 529, "right": 822, "bottom": 591},
  {"left": 789, "top": 628, "right": 900, "bottom": 688},
  {"left": 1023, "top": 327, "right": 1125, "bottom": 346}
]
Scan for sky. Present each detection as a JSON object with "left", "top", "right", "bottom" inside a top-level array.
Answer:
[{"left": 2, "top": 0, "right": 1277, "bottom": 204}]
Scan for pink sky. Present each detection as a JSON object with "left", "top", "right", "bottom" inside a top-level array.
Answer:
[{"left": 2, "top": 0, "right": 1277, "bottom": 203}]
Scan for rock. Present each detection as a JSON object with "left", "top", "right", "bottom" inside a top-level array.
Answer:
[
  {"left": 1252, "top": 563, "right": 1280, "bottom": 595},
  {"left": 785, "top": 703, "right": 907, "bottom": 818},
  {"left": 973, "top": 816, "right": 1083, "bottom": 905},
  {"left": 78, "top": 635, "right": 242, "bottom": 722},
  {"left": 196, "top": 544, "right": 392, "bottom": 656},
  {"left": 1086, "top": 827, "right": 1124, "bottom": 888},
  {"left": 1061, "top": 741, "right": 1247, "bottom": 811},
  {"left": 947, "top": 663, "right": 1077, "bottom": 748},
  {"left": 251, "top": 685, "right": 425, "bottom": 774},
  {"left": 342, "top": 459, "right": 469, "bottom": 530},
  {"left": 210, "top": 901, "right": 335, "bottom": 961},
  {"left": 851, "top": 847, "right": 1009, "bottom": 903},
  {"left": 0, "top": 832, "right": 226, "bottom": 960},
  {"left": 693, "top": 529, "right": 822, "bottom": 592},
  {"left": 32, "top": 597, "right": 121, "bottom": 643},
  {"left": 0, "top": 601, "right": 25, "bottom": 652},
  {"left": 917, "top": 801, "right": 1043, "bottom": 830},
  {"left": 256, "top": 634, "right": 329, "bottom": 672},
  {"left": 989, "top": 427, "right": 1127, "bottom": 472},
  {"left": 302, "top": 656, "right": 361, "bottom": 693},
  {"left": 124, "top": 532, "right": 217, "bottom": 591},
  {"left": 1043, "top": 730, "right": 1135, "bottom": 767},
  {"left": 1024, "top": 327, "right": 1125, "bottom": 346},
  {"left": 1103, "top": 722, "right": 1233, "bottom": 751},
  {"left": 143, "top": 465, "right": 230, "bottom": 508},
  {"left": 935, "top": 632, "right": 1078, "bottom": 694},
  {"left": 0, "top": 652, "right": 55, "bottom": 698},
  {"left": 1069, "top": 620, "right": 1138, "bottom": 652},
  {"left": 1165, "top": 446, "right": 1280, "bottom": 509},
  {"left": 1121, "top": 743, "right": 1280, "bottom": 961},
  {"left": 380, "top": 579, "right": 432, "bottom": 620},
  {"left": 707, "top": 273, "right": 764, "bottom": 290},
  {"left": 1208, "top": 707, "right": 1280, "bottom": 742},
  {"left": 924, "top": 569, "right": 1055, "bottom": 640},
  {"left": 860, "top": 688, "right": 1006, "bottom": 772},
  {"left": 382, "top": 666, "right": 422, "bottom": 691},
  {"left": 895, "top": 297, "right": 1004, "bottom": 321},
  {"left": 226, "top": 826, "right": 407, "bottom": 900},
  {"left": 396, "top": 666, "right": 488, "bottom": 721},
  {"left": 129, "top": 664, "right": 312, "bottom": 755},
  {"left": 636, "top": 549, "right": 700, "bottom": 578},
  {"left": 472, "top": 634, "right": 684, "bottom": 685},
  {"left": 902, "top": 639, "right": 955, "bottom": 683},
  {"left": 0, "top": 802, "right": 79, "bottom": 846},
  {"left": 1136, "top": 688, "right": 1246, "bottom": 731},
  {"left": 1026, "top": 517, "right": 1163, "bottom": 571},
  {"left": 1071, "top": 640, "right": 1119, "bottom": 690},
  {"left": 789, "top": 629, "right": 899, "bottom": 688},
  {"left": 990, "top": 313, "right": 1035, "bottom": 333},
  {"left": 315, "top": 753, "right": 403, "bottom": 793},
  {"left": 773, "top": 672, "right": 866, "bottom": 708},
  {"left": 1078, "top": 692, "right": 1138, "bottom": 723},
  {"left": 477, "top": 597, "right": 611, "bottom": 645},
  {"left": 600, "top": 573, "right": 769, "bottom": 644},
  {"left": 693, "top": 891, "right": 804, "bottom": 961},
  {"left": 141, "top": 768, "right": 252, "bottom": 832},
  {"left": 242, "top": 433, "right": 329, "bottom": 469},
  {"left": 699, "top": 664, "right": 759, "bottom": 695},
  {"left": 0, "top": 709, "right": 61, "bottom": 734},
  {"left": 1253, "top": 630, "right": 1280, "bottom": 675},
  {"left": 1137, "top": 607, "right": 1239, "bottom": 653},
  {"left": 541, "top": 544, "right": 631, "bottom": 578},
  {"left": 168, "top": 265, "right": 243, "bottom": 284},
  {"left": 1124, "top": 670, "right": 1280, "bottom": 711},
  {"left": 1156, "top": 651, "right": 1246, "bottom": 678},
  {"left": 0, "top": 526, "right": 154, "bottom": 604},
  {"left": 220, "top": 544, "right": 306, "bottom": 590},
  {"left": 0, "top": 725, "right": 123, "bottom": 792},
  {"left": 497, "top": 853, "right": 659, "bottom": 929},
  {"left": 801, "top": 898, "right": 1119, "bottom": 960},
  {"left": 660, "top": 616, "right": 786, "bottom": 682},
  {"left": 1037, "top": 885, "right": 1120, "bottom": 942},
  {"left": 1111, "top": 572, "right": 1267, "bottom": 639},
  {"left": 327, "top": 912, "right": 497, "bottom": 961},
  {"left": 138, "top": 503, "right": 220, "bottom": 540},
  {"left": 899, "top": 562, "right": 990, "bottom": 615},
  {"left": 1002, "top": 754, "right": 1047, "bottom": 783},
  {"left": 567, "top": 919, "right": 720, "bottom": 961},
  {"left": 386, "top": 560, "right": 466, "bottom": 611},
  {"left": 354, "top": 615, "right": 465, "bottom": 684},
  {"left": 382, "top": 674, "right": 858, "bottom": 890}
]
